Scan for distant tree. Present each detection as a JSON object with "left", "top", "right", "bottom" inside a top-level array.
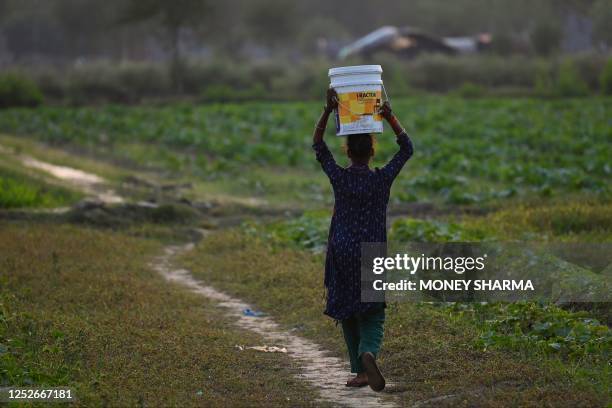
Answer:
[
  {"left": 245, "top": 0, "right": 298, "bottom": 49},
  {"left": 531, "top": 20, "right": 562, "bottom": 56},
  {"left": 489, "top": 33, "right": 517, "bottom": 55},
  {"left": 54, "top": 0, "right": 116, "bottom": 57},
  {"left": 554, "top": 0, "right": 596, "bottom": 15},
  {"left": 118, "top": 0, "right": 211, "bottom": 89},
  {"left": 296, "top": 17, "right": 350, "bottom": 55},
  {"left": 3, "top": 11, "right": 64, "bottom": 60},
  {"left": 591, "top": 0, "right": 612, "bottom": 46}
]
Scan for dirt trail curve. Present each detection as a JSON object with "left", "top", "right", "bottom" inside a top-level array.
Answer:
[
  {"left": 153, "top": 244, "right": 397, "bottom": 408},
  {"left": 5, "top": 146, "right": 398, "bottom": 407}
]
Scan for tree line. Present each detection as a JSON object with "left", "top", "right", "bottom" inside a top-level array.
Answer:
[{"left": 0, "top": 0, "right": 610, "bottom": 64}]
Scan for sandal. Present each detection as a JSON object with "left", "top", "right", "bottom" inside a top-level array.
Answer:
[{"left": 361, "top": 352, "right": 385, "bottom": 392}]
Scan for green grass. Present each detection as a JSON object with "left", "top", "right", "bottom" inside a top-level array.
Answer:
[
  {"left": 0, "top": 166, "right": 82, "bottom": 209},
  {"left": 0, "top": 223, "right": 326, "bottom": 406},
  {"left": 460, "top": 198, "right": 612, "bottom": 240},
  {"left": 179, "top": 229, "right": 610, "bottom": 406},
  {"left": 0, "top": 97, "right": 609, "bottom": 207}
]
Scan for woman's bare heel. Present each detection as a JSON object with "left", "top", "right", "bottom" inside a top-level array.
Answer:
[
  {"left": 361, "top": 352, "right": 385, "bottom": 392},
  {"left": 345, "top": 374, "right": 368, "bottom": 387}
]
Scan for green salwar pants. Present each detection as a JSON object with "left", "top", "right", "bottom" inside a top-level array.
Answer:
[{"left": 340, "top": 304, "right": 385, "bottom": 373}]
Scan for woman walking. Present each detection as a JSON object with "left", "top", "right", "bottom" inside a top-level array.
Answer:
[{"left": 312, "top": 88, "right": 414, "bottom": 392}]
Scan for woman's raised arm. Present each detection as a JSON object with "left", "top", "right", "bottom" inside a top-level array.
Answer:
[
  {"left": 312, "top": 88, "right": 342, "bottom": 183},
  {"left": 313, "top": 88, "right": 338, "bottom": 144},
  {"left": 379, "top": 101, "right": 414, "bottom": 181}
]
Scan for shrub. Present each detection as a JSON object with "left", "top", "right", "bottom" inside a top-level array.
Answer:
[
  {"left": 150, "top": 203, "right": 201, "bottom": 224},
  {"left": 453, "top": 82, "right": 486, "bottom": 98},
  {"left": 0, "top": 73, "right": 44, "bottom": 108},
  {"left": 116, "top": 62, "right": 171, "bottom": 99},
  {"left": 555, "top": 61, "right": 590, "bottom": 97},
  {"left": 534, "top": 62, "right": 555, "bottom": 97},
  {"left": 571, "top": 53, "right": 608, "bottom": 90},
  {"left": 406, "top": 55, "right": 538, "bottom": 91},
  {"left": 600, "top": 59, "right": 612, "bottom": 95},
  {"left": 407, "top": 54, "right": 469, "bottom": 92},
  {"left": 0, "top": 169, "right": 79, "bottom": 208},
  {"left": 67, "top": 64, "right": 130, "bottom": 104},
  {"left": 183, "top": 60, "right": 251, "bottom": 95},
  {"left": 34, "top": 71, "right": 67, "bottom": 100},
  {"left": 200, "top": 83, "right": 267, "bottom": 102},
  {"left": 0, "top": 177, "right": 39, "bottom": 207},
  {"left": 0, "top": 54, "right": 606, "bottom": 104}
]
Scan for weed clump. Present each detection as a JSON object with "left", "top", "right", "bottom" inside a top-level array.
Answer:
[
  {"left": 0, "top": 73, "right": 44, "bottom": 108},
  {"left": 0, "top": 168, "right": 80, "bottom": 208},
  {"left": 599, "top": 58, "right": 612, "bottom": 95},
  {"left": 67, "top": 202, "right": 200, "bottom": 227}
]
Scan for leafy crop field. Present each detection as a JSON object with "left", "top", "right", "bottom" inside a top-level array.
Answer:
[{"left": 0, "top": 97, "right": 610, "bottom": 207}]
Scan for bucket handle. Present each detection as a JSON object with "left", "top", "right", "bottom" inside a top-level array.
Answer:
[
  {"left": 382, "top": 83, "right": 391, "bottom": 104},
  {"left": 332, "top": 83, "right": 391, "bottom": 117}
]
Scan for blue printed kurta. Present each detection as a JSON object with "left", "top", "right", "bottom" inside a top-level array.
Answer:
[{"left": 313, "top": 132, "right": 414, "bottom": 320}]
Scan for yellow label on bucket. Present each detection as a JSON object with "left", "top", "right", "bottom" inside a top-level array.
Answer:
[{"left": 337, "top": 90, "right": 382, "bottom": 125}]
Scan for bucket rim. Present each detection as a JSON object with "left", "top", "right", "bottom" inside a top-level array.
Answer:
[
  {"left": 328, "top": 65, "right": 383, "bottom": 77},
  {"left": 331, "top": 80, "right": 383, "bottom": 88}
]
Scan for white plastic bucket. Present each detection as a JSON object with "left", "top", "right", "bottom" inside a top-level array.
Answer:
[{"left": 328, "top": 65, "right": 384, "bottom": 136}]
